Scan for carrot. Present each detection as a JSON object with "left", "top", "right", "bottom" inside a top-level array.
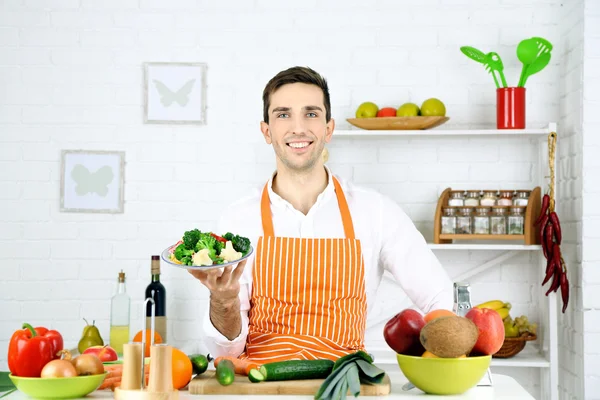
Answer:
[
  {"left": 214, "top": 356, "right": 261, "bottom": 375},
  {"left": 103, "top": 364, "right": 123, "bottom": 378},
  {"left": 98, "top": 377, "right": 122, "bottom": 390},
  {"left": 98, "top": 368, "right": 149, "bottom": 391}
]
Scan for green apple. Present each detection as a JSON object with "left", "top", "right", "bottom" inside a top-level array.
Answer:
[
  {"left": 355, "top": 102, "right": 379, "bottom": 118},
  {"left": 420, "top": 98, "right": 446, "bottom": 116},
  {"left": 396, "top": 103, "right": 420, "bottom": 117}
]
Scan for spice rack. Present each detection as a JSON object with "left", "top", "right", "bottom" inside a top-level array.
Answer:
[{"left": 433, "top": 186, "right": 542, "bottom": 245}]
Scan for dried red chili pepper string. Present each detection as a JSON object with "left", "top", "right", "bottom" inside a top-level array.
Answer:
[{"left": 540, "top": 132, "right": 569, "bottom": 313}]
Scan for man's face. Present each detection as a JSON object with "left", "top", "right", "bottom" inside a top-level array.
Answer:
[{"left": 261, "top": 83, "right": 334, "bottom": 173}]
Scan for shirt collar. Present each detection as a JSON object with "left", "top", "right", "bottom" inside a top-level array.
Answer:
[{"left": 267, "top": 165, "right": 336, "bottom": 211}]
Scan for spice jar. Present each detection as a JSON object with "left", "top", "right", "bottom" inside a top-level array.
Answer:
[
  {"left": 498, "top": 190, "right": 514, "bottom": 206},
  {"left": 464, "top": 190, "right": 481, "bottom": 207},
  {"left": 508, "top": 206, "right": 526, "bottom": 235},
  {"left": 473, "top": 207, "right": 491, "bottom": 234},
  {"left": 513, "top": 190, "right": 531, "bottom": 207},
  {"left": 490, "top": 206, "right": 508, "bottom": 235},
  {"left": 441, "top": 207, "right": 457, "bottom": 234},
  {"left": 448, "top": 191, "right": 465, "bottom": 207},
  {"left": 456, "top": 207, "right": 473, "bottom": 234},
  {"left": 480, "top": 190, "right": 498, "bottom": 206}
]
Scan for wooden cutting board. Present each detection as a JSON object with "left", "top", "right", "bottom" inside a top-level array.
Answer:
[{"left": 189, "top": 370, "right": 391, "bottom": 396}]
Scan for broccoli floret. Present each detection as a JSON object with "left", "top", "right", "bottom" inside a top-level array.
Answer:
[
  {"left": 214, "top": 239, "right": 225, "bottom": 255},
  {"left": 174, "top": 244, "right": 194, "bottom": 261},
  {"left": 180, "top": 255, "right": 192, "bottom": 266},
  {"left": 183, "top": 229, "right": 201, "bottom": 250},
  {"left": 232, "top": 235, "right": 251, "bottom": 255},
  {"left": 195, "top": 233, "right": 218, "bottom": 260},
  {"left": 222, "top": 232, "right": 234, "bottom": 241},
  {"left": 213, "top": 256, "right": 224, "bottom": 264}
]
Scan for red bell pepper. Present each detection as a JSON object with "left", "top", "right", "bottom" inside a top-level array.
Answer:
[
  {"left": 32, "top": 325, "right": 64, "bottom": 357},
  {"left": 8, "top": 323, "right": 62, "bottom": 377},
  {"left": 211, "top": 232, "right": 227, "bottom": 243}
]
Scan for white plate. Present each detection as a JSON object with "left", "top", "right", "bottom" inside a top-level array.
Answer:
[{"left": 161, "top": 243, "right": 254, "bottom": 271}]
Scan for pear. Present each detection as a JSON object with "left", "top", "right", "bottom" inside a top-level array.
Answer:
[{"left": 78, "top": 318, "right": 104, "bottom": 354}]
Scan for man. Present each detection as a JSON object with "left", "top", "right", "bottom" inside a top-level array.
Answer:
[{"left": 190, "top": 66, "right": 453, "bottom": 362}]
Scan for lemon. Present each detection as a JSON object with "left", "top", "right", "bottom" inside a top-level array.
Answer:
[{"left": 420, "top": 98, "right": 446, "bottom": 117}]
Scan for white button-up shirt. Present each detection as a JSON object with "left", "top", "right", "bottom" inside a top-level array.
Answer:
[{"left": 202, "top": 166, "right": 454, "bottom": 358}]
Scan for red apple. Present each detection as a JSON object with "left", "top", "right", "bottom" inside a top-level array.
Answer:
[
  {"left": 377, "top": 107, "right": 397, "bottom": 117},
  {"left": 83, "top": 345, "right": 118, "bottom": 362},
  {"left": 465, "top": 307, "right": 505, "bottom": 355},
  {"left": 383, "top": 309, "right": 426, "bottom": 356}
]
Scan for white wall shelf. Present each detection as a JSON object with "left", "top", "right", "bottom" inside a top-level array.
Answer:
[
  {"left": 428, "top": 244, "right": 542, "bottom": 251},
  {"left": 358, "top": 121, "right": 558, "bottom": 400},
  {"left": 490, "top": 345, "right": 550, "bottom": 368},
  {"left": 333, "top": 124, "right": 554, "bottom": 137}
]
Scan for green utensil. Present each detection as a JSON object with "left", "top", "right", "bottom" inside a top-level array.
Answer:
[
  {"left": 517, "top": 37, "right": 552, "bottom": 87},
  {"left": 483, "top": 52, "right": 508, "bottom": 88},
  {"left": 522, "top": 51, "right": 551, "bottom": 86},
  {"left": 460, "top": 46, "right": 486, "bottom": 63},
  {"left": 460, "top": 46, "right": 507, "bottom": 88}
]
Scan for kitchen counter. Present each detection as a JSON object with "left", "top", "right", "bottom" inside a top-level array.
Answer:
[{"left": 2, "top": 366, "right": 535, "bottom": 400}]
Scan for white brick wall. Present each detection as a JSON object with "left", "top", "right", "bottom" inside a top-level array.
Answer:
[
  {"left": 0, "top": 0, "right": 592, "bottom": 398},
  {"left": 583, "top": 0, "right": 600, "bottom": 399},
  {"left": 558, "top": 0, "right": 585, "bottom": 399}
]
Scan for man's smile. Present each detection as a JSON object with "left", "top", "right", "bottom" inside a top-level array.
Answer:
[{"left": 287, "top": 141, "right": 312, "bottom": 149}]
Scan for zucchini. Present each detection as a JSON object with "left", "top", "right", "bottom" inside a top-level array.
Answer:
[
  {"left": 215, "top": 359, "right": 235, "bottom": 386},
  {"left": 248, "top": 368, "right": 265, "bottom": 383},
  {"left": 259, "top": 359, "right": 334, "bottom": 381}
]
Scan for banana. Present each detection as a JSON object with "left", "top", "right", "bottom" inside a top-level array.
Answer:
[
  {"left": 474, "top": 300, "right": 506, "bottom": 310},
  {"left": 495, "top": 307, "right": 510, "bottom": 320}
]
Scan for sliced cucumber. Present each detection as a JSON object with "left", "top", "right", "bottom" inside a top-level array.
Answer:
[
  {"left": 259, "top": 359, "right": 334, "bottom": 381},
  {"left": 248, "top": 368, "right": 265, "bottom": 383}
]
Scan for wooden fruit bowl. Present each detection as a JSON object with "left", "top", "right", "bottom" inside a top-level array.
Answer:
[
  {"left": 346, "top": 116, "right": 449, "bottom": 130},
  {"left": 492, "top": 332, "right": 537, "bottom": 358}
]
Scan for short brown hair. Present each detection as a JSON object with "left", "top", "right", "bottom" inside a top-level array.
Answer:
[{"left": 262, "top": 66, "right": 331, "bottom": 124}]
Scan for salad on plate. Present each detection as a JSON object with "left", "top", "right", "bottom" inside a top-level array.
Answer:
[{"left": 164, "top": 228, "right": 252, "bottom": 268}]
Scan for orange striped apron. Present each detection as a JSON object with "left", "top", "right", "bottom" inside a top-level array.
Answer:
[{"left": 240, "top": 176, "right": 367, "bottom": 362}]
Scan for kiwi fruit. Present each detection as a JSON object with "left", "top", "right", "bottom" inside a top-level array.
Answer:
[{"left": 419, "top": 315, "right": 479, "bottom": 358}]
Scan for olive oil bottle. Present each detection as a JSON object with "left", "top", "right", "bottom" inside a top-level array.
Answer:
[{"left": 109, "top": 270, "right": 130, "bottom": 356}]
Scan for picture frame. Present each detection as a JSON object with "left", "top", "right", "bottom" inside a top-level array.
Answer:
[
  {"left": 143, "top": 62, "right": 208, "bottom": 125},
  {"left": 60, "top": 150, "right": 125, "bottom": 214}
]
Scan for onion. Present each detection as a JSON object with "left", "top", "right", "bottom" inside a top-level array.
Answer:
[
  {"left": 72, "top": 354, "right": 104, "bottom": 376},
  {"left": 41, "top": 359, "right": 78, "bottom": 378}
]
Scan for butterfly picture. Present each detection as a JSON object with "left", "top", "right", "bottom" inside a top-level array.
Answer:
[
  {"left": 71, "top": 164, "right": 114, "bottom": 197},
  {"left": 60, "top": 150, "right": 125, "bottom": 214},
  {"left": 144, "top": 62, "right": 207, "bottom": 125},
  {"left": 152, "top": 79, "right": 196, "bottom": 108}
]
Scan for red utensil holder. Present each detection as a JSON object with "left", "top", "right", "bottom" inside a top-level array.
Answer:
[{"left": 497, "top": 87, "right": 526, "bottom": 129}]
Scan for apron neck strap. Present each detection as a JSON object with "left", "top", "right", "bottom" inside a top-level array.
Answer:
[{"left": 260, "top": 175, "right": 356, "bottom": 240}]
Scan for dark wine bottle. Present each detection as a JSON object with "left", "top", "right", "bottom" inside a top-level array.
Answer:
[{"left": 145, "top": 255, "right": 167, "bottom": 342}]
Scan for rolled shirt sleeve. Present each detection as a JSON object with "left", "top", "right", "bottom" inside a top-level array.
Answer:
[{"left": 378, "top": 195, "right": 454, "bottom": 313}]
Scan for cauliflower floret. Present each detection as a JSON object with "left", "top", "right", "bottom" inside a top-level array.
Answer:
[
  {"left": 219, "top": 241, "right": 242, "bottom": 263},
  {"left": 192, "top": 248, "right": 213, "bottom": 266}
]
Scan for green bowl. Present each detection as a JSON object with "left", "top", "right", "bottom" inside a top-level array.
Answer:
[
  {"left": 9, "top": 372, "right": 108, "bottom": 399},
  {"left": 396, "top": 354, "right": 491, "bottom": 395}
]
